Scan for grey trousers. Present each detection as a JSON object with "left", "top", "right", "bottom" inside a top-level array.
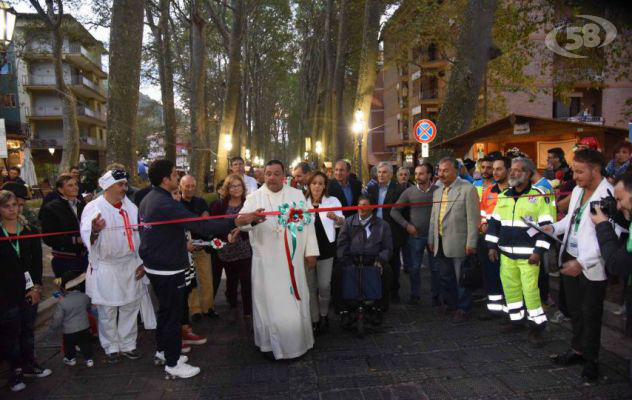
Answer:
[{"left": 306, "top": 258, "right": 334, "bottom": 323}]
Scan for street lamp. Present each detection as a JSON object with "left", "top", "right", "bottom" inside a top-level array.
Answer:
[
  {"left": 224, "top": 134, "right": 232, "bottom": 152},
  {"left": 245, "top": 148, "right": 251, "bottom": 161},
  {"left": 352, "top": 110, "right": 364, "bottom": 182},
  {"left": 315, "top": 140, "right": 322, "bottom": 167},
  {"left": 48, "top": 147, "right": 55, "bottom": 156}
]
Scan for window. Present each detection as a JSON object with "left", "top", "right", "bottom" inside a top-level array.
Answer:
[
  {"left": 428, "top": 43, "right": 437, "bottom": 61},
  {"left": 2, "top": 94, "right": 17, "bottom": 107},
  {"left": 0, "top": 61, "right": 11, "bottom": 75}
]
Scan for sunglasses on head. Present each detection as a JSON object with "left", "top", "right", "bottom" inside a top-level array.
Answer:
[{"left": 112, "top": 169, "right": 129, "bottom": 180}]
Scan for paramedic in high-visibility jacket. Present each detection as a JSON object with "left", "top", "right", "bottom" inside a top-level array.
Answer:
[{"left": 485, "top": 157, "right": 555, "bottom": 348}]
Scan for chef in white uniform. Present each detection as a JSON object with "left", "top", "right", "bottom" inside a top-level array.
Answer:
[
  {"left": 80, "top": 169, "right": 145, "bottom": 362},
  {"left": 239, "top": 160, "right": 319, "bottom": 360}
]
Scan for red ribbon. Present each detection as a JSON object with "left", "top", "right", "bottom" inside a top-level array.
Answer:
[
  {"left": 119, "top": 208, "right": 135, "bottom": 253},
  {"left": 284, "top": 229, "right": 301, "bottom": 301},
  {"left": 1, "top": 191, "right": 570, "bottom": 241}
]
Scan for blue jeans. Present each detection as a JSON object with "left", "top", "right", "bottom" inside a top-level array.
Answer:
[{"left": 405, "top": 236, "right": 436, "bottom": 299}]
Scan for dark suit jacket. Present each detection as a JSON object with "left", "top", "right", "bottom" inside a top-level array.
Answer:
[
  {"left": 367, "top": 181, "right": 406, "bottom": 245},
  {"left": 38, "top": 197, "right": 86, "bottom": 255},
  {"left": 327, "top": 178, "right": 362, "bottom": 218}
]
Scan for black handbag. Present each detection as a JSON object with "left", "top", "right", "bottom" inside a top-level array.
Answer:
[{"left": 460, "top": 255, "right": 483, "bottom": 289}]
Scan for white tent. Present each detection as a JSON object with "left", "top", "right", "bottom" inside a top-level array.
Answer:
[{"left": 20, "top": 147, "right": 38, "bottom": 186}]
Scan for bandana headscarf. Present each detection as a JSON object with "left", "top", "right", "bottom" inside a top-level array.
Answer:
[{"left": 99, "top": 170, "right": 128, "bottom": 191}]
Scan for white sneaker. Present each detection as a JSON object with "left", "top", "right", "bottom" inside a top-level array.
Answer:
[
  {"left": 154, "top": 351, "right": 188, "bottom": 366},
  {"left": 86, "top": 359, "right": 94, "bottom": 368},
  {"left": 63, "top": 357, "right": 77, "bottom": 366},
  {"left": 165, "top": 362, "right": 200, "bottom": 379}
]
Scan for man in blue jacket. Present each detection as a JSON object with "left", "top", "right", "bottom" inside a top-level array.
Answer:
[{"left": 139, "top": 159, "right": 264, "bottom": 379}]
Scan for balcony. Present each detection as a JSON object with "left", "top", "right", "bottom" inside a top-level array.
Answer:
[
  {"left": 23, "top": 42, "right": 106, "bottom": 79},
  {"left": 559, "top": 115, "right": 605, "bottom": 126},
  {"left": 420, "top": 88, "right": 439, "bottom": 102},
  {"left": 26, "top": 104, "right": 106, "bottom": 126},
  {"left": 23, "top": 74, "right": 106, "bottom": 101},
  {"left": 31, "top": 137, "right": 106, "bottom": 151}
]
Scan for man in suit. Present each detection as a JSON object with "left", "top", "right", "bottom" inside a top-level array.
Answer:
[
  {"left": 428, "top": 157, "right": 480, "bottom": 322},
  {"left": 368, "top": 162, "right": 406, "bottom": 304},
  {"left": 327, "top": 160, "right": 362, "bottom": 218},
  {"left": 39, "top": 173, "right": 88, "bottom": 278}
]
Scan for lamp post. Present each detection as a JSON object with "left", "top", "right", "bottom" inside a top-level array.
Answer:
[
  {"left": 315, "top": 140, "right": 322, "bottom": 168},
  {"left": 352, "top": 111, "right": 364, "bottom": 183},
  {"left": 0, "top": 2, "right": 17, "bottom": 69}
]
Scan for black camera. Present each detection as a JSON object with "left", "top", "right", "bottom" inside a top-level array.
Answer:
[{"left": 589, "top": 190, "right": 617, "bottom": 218}]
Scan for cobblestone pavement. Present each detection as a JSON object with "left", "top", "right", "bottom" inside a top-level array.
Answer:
[{"left": 9, "top": 269, "right": 632, "bottom": 400}]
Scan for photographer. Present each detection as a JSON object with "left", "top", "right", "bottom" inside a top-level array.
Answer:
[{"left": 591, "top": 173, "right": 632, "bottom": 277}]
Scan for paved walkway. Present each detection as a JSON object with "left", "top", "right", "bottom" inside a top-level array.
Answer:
[{"left": 10, "top": 269, "right": 632, "bottom": 400}]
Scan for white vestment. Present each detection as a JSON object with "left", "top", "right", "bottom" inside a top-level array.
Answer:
[
  {"left": 81, "top": 195, "right": 144, "bottom": 306},
  {"left": 241, "top": 184, "right": 319, "bottom": 359}
]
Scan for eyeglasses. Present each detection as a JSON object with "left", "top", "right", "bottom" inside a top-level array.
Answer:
[{"left": 112, "top": 169, "right": 129, "bottom": 180}]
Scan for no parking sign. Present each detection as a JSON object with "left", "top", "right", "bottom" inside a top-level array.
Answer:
[{"left": 413, "top": 119, "right": 437, "bottom": 158}]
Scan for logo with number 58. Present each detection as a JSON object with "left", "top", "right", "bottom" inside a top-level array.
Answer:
[{"left": 545, "top": 15, "right": 617, "bottom": 58}]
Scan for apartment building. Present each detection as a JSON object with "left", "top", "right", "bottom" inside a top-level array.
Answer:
[
  {"left": 0, "top": 13, "right": 107, "bottom": 179},
  {"left": 376, "top": 13, "right": 632, "bottom": 166}
]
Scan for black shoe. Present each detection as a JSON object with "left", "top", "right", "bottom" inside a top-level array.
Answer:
[
  {"left": 22, "top": 362, "right": 52, "bottom": 378},
  {"left": 581, "top": 360, "right": 599, "bottom": 383},
  {"left": 121, "top": 349, "right": 141, "bottom": 360},
  {"left": 371, "top": 308, "right": 384, "bottom": 325},
  {"left": 320, "top": 316, "right": 330, "bottom": 333},
  {"left": 528, "top": 328, "right": 545, "bottom": 348},
  {"left": 206, "top": 309, "right": 220, "bottom": 319},
  {"left": 105, "top": 353, "right": 120, "bottom": 364},
  {"left": 10, "top": 369, "right": 26, "bottom": 392},
  {"left": 551, "top": 349, "right": 584, "bottom": 366},
  {"left": 312, "top": 321, "right": 321, "bottom": 336},
  {"left": 191, "top": 313, "right": 203, "bottom": 322},
  {"left": 391, "top": 293, "right": 401, "bottom": 303}
]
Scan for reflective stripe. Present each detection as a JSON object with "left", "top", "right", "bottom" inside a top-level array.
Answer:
[
  {"left": 538, "top": 215, "right": 554, "bottom": 224},
  {"left": 502, "top": 305, "right": 508, "bottom": 314},
  {"left": 535, "top": 240, "right": 551, "bottom": 249},
  {"left": 488, "top": 294, "right": 503, "bottom": 301},
  {"left": 499, "top": 245, "right": 535, "bottom": 255},
  {"left": 486, "top": 234, "right": 499, "bottom": 243},
  {"left": 506, "top": 301, "right": 524, "bottom": 310},
  {"left": 487, "top": 304, "right": 504, "bottom": 311},
  {"left": 509, "top": 310, "right": 525, "bottom": 320},
  {"left": 500, "top": 220, "right": 529, "bottom": 228},
  {"left": 528, "top": 307, "right": 545, "bottom": 316},
  {"left": 528, "top": 314, "right": 548, "bottom": 325}
]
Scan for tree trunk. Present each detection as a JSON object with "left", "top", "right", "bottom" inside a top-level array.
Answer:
[
  {"left": 333, "top": 0, "right": 350, "bottom": 161},
  {"left": 52, "top": 27, "right": 80, "bottom": 170},
  {"left": 436, "top": 0, "right": 498, "bottom": 142},
  {"left": 214, "top": 0, "right": 244, "bottom": 183},
  {"left": 159, "top": 0, "right": 178, "bottom": 163},
  {"left": 107, "top": 0, "right": 145, "bottom": 176},
  {"left": 189, "top": 0, "right": 208, "bottom": 194},
  {"left": 352, "top": 0, "right": 384, "bottom": 183}
]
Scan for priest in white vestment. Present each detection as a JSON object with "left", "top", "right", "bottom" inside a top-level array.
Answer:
[
  {"left": 80, "top": 169, "right": 145, "bottom": 362},
  {"left": 239, "top": 160, "right": 319, "bottom": 360}
]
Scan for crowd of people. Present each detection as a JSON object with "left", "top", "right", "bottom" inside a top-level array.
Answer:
[{"left": 1, "top": 137, "right": 632, "bottom": 391}]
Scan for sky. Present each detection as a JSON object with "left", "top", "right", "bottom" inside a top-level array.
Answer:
[{"left": 11, "top": 0, "right": 164, "bottom": 103}]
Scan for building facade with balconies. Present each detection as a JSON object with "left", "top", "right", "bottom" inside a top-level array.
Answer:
[
  {"left": 378, "top": 12, "right": 632, "bottom": 167},
  {"left": 0, "top": 13, "right": 107, "bottom": 180}
]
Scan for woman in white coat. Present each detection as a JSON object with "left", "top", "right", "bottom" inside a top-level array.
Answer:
[{"left": 305, "top": 171, "right": 345, "bottom": 333}]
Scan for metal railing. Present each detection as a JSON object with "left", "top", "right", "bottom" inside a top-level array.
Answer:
[{"left": 25, "top": 74, "right": 102, "bottom": 94}]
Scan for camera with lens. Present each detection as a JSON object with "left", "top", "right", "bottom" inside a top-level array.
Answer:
[{"left": 589, "top": 190, "right": 617, "bottom": 218}]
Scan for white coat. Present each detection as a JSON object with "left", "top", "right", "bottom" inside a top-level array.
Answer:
[{"left": 80, "top": 195, "right": 143, "bottom": 306}]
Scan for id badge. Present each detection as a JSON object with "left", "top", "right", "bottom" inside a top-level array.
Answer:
[{"left": 24, "top": 271, "right": 34, "bottom": 290}]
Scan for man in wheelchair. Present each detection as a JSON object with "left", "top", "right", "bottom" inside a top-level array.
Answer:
[{"left": 336, "top": 196, "right": 393, "bottom": 334}]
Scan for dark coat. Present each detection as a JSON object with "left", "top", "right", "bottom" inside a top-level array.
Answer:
[
  {"left": 595, "top": 220, "right": 632, "bottom": 279},
  {"left": 327, "top": 178, "right": 362, "bottom": 218},
  {"left": 336, "top": 214, "right": 392, "bottom": 266},
  {"left": 367, "top": 180, "right": 407, "bottom": 244},
  {"left": 0, "top": 226, "right": 42, "bottom": 314},
  {"left": 38, "top": 197, "right": 85, "bottom": 255},
  {"left": 139, "top": 186, "right": 235, "bottom": 272}
]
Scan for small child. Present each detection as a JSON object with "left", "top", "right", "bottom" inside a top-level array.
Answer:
[{"left": 48, "top": 271, "right": 94, "bottom": 367}]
